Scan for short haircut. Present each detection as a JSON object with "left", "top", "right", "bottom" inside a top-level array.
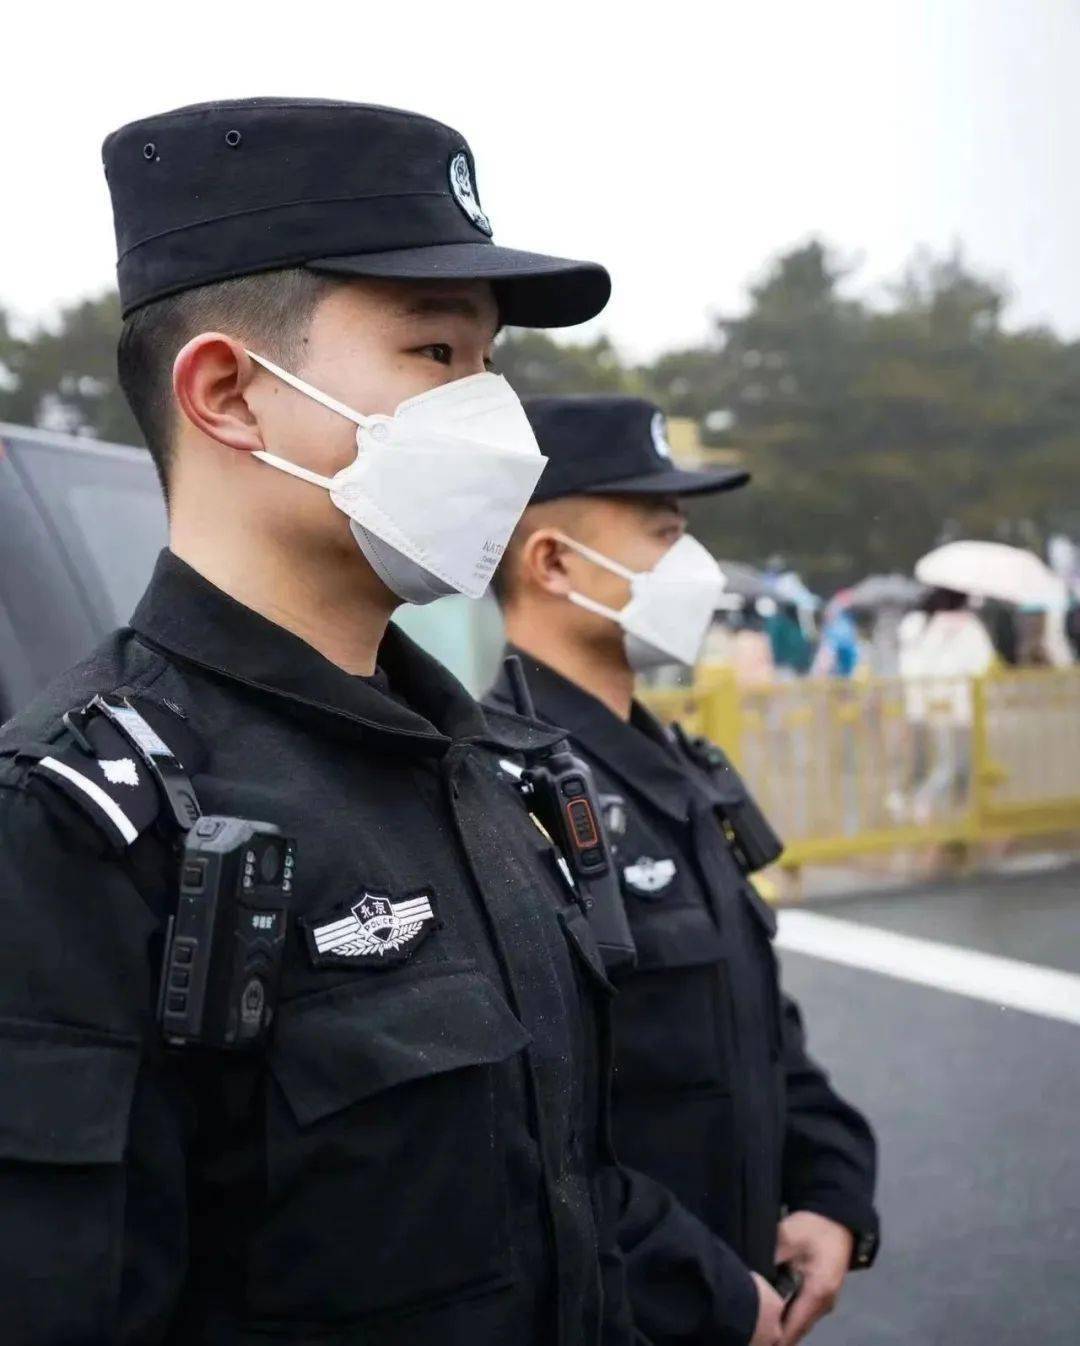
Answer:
[
  {"left": 492, "top": 493, "right": 683, "bottom": 607},
  {"left": 117, "top": 268, "right": 341, "bottom": 499},
  {"left": 491, "top": 496, "right": 589, "bottom": 607}
]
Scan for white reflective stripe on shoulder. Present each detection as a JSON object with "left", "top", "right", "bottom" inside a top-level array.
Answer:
[
  {"left": 498, "top": 758, "right": 524, "bottom": 779},
  {"left": 245, "top": 349, "right": 368, "bottom": 428},
  {"left": 37, "top": 756, "right": 139, "bottom": 844}
]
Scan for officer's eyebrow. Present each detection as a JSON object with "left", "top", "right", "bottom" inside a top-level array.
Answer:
[
  {"left": 406, "top": 295, "right": 481, "bottom": 318},
  {"left": 402, "top": 293, "right": 501, "bottom": 340},
  {"left": 642, "top": 495, "right": 685, "bottom": 519}
]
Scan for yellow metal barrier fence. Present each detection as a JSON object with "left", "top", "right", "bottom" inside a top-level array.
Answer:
[{"left": 642, "top": 666, "right": 1080, "bottom": 869}]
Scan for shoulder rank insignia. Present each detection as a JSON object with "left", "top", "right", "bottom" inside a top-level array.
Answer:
[
  {"left": 32, "top": 717, "right": 162, "bottom": 849},
  {"left": 303, "top": 888, "right": 437, "bottom": 969},
  {"left": 622, "top": 856, "right": 677, "bottom": 897}
]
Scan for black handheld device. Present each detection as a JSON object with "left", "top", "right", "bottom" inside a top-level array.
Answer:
[
  {"left": 772, "top": 1263, "right": 804, "bottom": 1321},
  {"left": 159, "top": 817, "right": 293, "bottom": 1049},
  {"left": 504, "top": 656, "right": 636, "bottom": 972}
]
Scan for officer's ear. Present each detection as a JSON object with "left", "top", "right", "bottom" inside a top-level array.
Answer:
[
  {"left": 173, "top": 334, "right": 264, "bottom": 453},
  {"left": 519, "top": 528, "right": 575, "bottom": 599}
]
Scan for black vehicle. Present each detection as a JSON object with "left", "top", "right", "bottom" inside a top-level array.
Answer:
[
  {"left": 0, "top": 422, "right": 504, "bottom": 723},
  {"left": 0, "top": 422, "right": 165, "bottom": 721}
]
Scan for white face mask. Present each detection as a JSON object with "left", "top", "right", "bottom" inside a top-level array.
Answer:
[
  {"left": 560, "top": 532, "right": 727, "bottom": 671},
  {"left": 246, "top": 351, "right": 547, "bottom": 605}
]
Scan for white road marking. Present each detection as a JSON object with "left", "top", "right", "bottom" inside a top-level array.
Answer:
[{"left": 776, "top": 909, "right": 1080, "bottom": 1026}]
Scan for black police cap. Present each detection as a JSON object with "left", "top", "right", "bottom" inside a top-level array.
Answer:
[
  {"left": 525, "top": 395, "right": 749, "bottom": 503},
  {"left": 102, "top": 97, "right": 610, "bottom": 327}
]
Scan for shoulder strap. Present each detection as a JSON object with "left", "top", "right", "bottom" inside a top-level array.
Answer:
[
  {"left": 670, "top": 723, "right": 745, "bottom": 802},
  {"left": 26, "top": 693, "right": 202, "bottom": 852},
  {"left": 670, "top": 723, "right": 784, "bottom": 874}
]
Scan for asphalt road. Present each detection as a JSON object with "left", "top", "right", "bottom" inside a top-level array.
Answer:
[{"left": 776, "top": 861, "right": 1080, "bottom": 1345}]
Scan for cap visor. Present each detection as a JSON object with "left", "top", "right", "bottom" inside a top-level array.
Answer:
[
  {"left": 307, "top": 242, "right": 610, "bottom": 328},
  {"left": 580, "top": 465, "right": 751, "bottom": 498}
]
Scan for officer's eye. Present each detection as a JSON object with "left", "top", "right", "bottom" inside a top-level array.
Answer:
[{"left": 417, "top": 343, "right": 453, "bottom": 365}]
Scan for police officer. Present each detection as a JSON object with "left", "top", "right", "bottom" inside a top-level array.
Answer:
[
  {"left": 0, "top": 100, "right": 669, "bottom": 1344},
  {"left": 488, "top": 395, "right": 880, "bottom": 1346}
]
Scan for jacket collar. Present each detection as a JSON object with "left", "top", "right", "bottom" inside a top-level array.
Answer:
[
  {"left": 487, "top": 647, "right": 700, "bottom": 823},
  {"left": 131, "top": 551, "right": 561, "bottom": 759}
]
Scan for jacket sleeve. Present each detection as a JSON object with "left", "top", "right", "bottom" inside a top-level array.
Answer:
[
  {"left": 0, "top": 781, "right": 189, "bottom": 1344},
  {"left": 779, "top": 992, "right": 879, "bottom": 1242},
  {"left": 614, "top": 1162, "right": 760, "bottom": 1346}
]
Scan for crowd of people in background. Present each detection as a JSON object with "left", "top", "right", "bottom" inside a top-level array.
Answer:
[{"left": 688, "top": 544, "right": 1080, "bottom": 690}]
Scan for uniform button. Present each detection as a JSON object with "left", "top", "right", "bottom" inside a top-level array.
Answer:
[
  {"left": 225, "top": 129, "right": 242, "bottom": 147},
  {"left": 142, "top": 141, "right": 156, "bottom": 160},
  {"left": 181, "top": 859, "right": 207, "bottom": 892}
]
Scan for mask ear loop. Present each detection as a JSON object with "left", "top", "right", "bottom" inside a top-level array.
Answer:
[
  {"left": 553, "top": 531, "right": 639, "bottom": 583},
  {"left": 245, "top": 350, "right": 370, "bottom": 427},
  {"left": 553, "top": 532, "right": 638, "bottom": 625},
  {"left": 567, "top": 590, "right": 625, "bottom": 623},
  {"left": 244, "top": 349, "right": 377, "bottom": 490}
]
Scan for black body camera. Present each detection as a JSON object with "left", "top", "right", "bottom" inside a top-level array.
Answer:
[
  {"left": 505, "top": 657, "right": 637, "bottom": 972},
  {"left": 159, "top": 817, "right": 293, "bottom": 1050}
]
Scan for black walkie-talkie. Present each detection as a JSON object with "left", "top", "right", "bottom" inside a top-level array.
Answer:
[{"left": 505, "top": 656, "right": 636, "bottom": 973}]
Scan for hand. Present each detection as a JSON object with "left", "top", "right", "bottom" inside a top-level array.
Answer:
[
  {"left": 774, "top": 1211, "right": 854, "bottom": 1345},
  {"left": 749, "top": 1271, "right": 785, "bottom": 1346}
]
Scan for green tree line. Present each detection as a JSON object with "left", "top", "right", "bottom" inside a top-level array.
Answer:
[{"left": 2, "top": 242, "right": 1077, "bottom": 589}]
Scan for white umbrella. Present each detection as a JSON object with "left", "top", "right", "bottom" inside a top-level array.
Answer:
[
  {"left": 715, "top": 560, "right": 775, "bottom": 601},
  {"left": 773, "top": 571, "right": 821, "bottom": 610},
  {"left": 846, "top": 573, "right": 926, "bottom": 610},
  {"left": 915, "top": 541, "right": 1064, "bottom": 607}
]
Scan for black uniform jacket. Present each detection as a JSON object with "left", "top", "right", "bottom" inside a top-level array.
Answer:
[
  {"left": 0, "top": 553, "right": 657, "bottom": 1346},
  {"left": 488, "top": 653, "right": 879, "bottom": 1329}
]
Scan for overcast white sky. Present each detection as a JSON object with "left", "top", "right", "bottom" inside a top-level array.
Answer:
[{"left": 4, "top": 0, "right": 1079, "bottom": 359}]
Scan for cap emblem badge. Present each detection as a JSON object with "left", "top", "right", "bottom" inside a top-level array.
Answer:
[
  {"left": 651, "top": 412, "right": 673, "bottom": 462},
  {"left": 449, "top": 151, "right": 493, "bottom": 236}
]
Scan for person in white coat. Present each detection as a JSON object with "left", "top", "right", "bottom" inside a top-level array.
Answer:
[{"left": 898, "top": 587, "right": 996, "bottom": 822}]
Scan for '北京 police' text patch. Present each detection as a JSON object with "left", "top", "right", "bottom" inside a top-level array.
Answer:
[{"left": 302, "top": 888, "right": 438, "bottom": 969}]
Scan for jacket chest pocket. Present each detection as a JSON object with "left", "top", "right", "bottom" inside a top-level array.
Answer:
[
  {"left": 612, "top": 896, "right": 733, "bottom": 1097},
  {"left": 0, "top": 1025, "right": 140, "bottom": 1344},
  {"left": 252, "top": 961, "right": 530, "bottom": 1325}
]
